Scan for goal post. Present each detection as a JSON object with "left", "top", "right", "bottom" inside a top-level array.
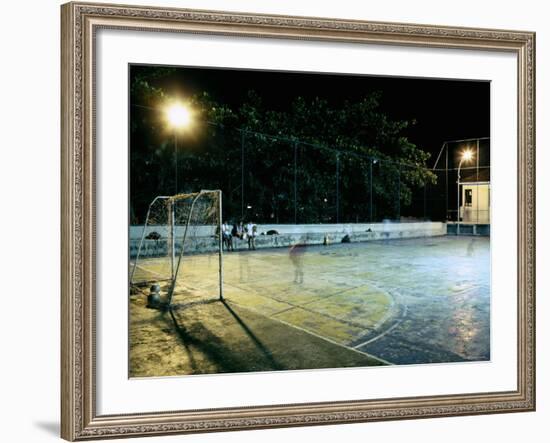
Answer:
[{"left": 130, "top": 190, "right": 223, "bottom": 308}]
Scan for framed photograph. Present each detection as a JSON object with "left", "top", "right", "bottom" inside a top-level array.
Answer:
[{"left": 61, "top": 1, "right": 536, "bottom": 440}]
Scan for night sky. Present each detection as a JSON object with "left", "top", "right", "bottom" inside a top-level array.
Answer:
[{"left": 133, "top": 64, "right": 490, "bottom": 161}]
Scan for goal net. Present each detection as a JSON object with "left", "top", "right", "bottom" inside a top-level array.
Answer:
[{"left": 130, "top": 190, "right": 223, "bottom": 307}]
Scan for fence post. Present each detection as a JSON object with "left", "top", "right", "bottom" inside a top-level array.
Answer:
[
  {"left": 445, "top": 143, "right": 449, "bottom": 221},
  {"left": 476, "top": 138, "right": 480, "bottom": 224},
  {"left": 370, "top": 159, "right": 373, "bottom": 222},
  {"left": 423, "top": 182, "right": 427, "bottom": 220},
  {"left": 397, "top": 165, "right": 401, "bottom": 221},
  {"left": 336, "top": 153, "right": 340, "bottom": 223},
  {"left": 241, "top": 130, "right": 245, "bottom": 220},
  {"left": 294, "top": 141, "right": 298, "bottom": 224}
]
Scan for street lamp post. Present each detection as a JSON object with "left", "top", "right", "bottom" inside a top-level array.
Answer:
[
  {"left": 166, "top": 102, "right": 192, "bottom": 194},
  {"left": 165, "top": 102, "right": 192, "bottom": 278},
  {"left": 174, "top": 132, "right": 178, "bottom": 194},
  {"left": 456, "top": 149, "right": 473, "bottom": 235}
]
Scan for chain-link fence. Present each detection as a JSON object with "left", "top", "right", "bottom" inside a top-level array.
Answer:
[
  {"left": 429, "top": 138, "right": 490, "bottom": 224},
  {"left": 130, "top": 122, "right": 489, "bottom": 226}
]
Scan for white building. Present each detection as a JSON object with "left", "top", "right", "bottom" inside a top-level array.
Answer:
[{"left": 459, "top": 169, "right": 490, "bottom": 224}]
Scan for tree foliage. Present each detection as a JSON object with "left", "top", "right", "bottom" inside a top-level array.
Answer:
[{"left": 130, "top": 70, "right": 436, "bottom": 224}]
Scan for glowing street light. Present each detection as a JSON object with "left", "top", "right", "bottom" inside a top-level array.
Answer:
[
  {"left": 461, "top": 149, "right": 473, "bottom": 163},
  {"left": 166, "top": 103, "right": 192, "bottom": 129},
  {"left": 165, "top": 101, "right": 193, "bottom": 194},
  {"left": 457, "top": 149, "right": 474, "bottom": 235}
]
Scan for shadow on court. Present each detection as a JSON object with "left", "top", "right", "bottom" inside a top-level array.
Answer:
[
  {"left": 129, "top": 295, "right": 383, "bottom": 377},
  {"left": 168, "top": 300, "right": 284, "bottom": 374},
  {"left": 130, "top": 237, "right": 490, "bottom": 376}
]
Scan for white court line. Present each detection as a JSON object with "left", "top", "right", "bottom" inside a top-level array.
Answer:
[
  {"left": 136, "top": 250, "right": 404, "bottom": 339},
  {"left": 353, "top": 303, "right": 409, "bottom": 349},
  {"left": 226, "top": 298, "right": 393, "bottom": 366}
]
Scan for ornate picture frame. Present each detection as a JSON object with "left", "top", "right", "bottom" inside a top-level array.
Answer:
[{"left": 61, "top": 2, "right": 535, "bottom": 440}]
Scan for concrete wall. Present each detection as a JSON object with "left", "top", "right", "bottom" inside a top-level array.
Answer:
[
  {"left": 130, "top": 222, "right": 446, "bottom": 258},
  {"left": 129, "top": 222, "right": 445, "bottom": 240}
]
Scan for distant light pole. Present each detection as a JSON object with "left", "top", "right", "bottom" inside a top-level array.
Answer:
[
  {"left": 370, "top": 158, "right": 378, "bottom": 222},
  {"left": 457, "top": 149, "right": 473, "bottom": 235},
  {"left": 165, "top": 102, "right": 192, "bottom": 194}
]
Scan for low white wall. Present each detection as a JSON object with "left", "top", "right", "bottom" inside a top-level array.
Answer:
[
  {"left": 129, "top": 222, "right": 447, "bottom": 258},
  {"left": 129, "top": 222, "right": 446, "bottom": 240}
]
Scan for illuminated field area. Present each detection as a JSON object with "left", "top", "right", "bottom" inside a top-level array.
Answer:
[{"left": 129, "top": 236, "right": 490, "bottom": 377}]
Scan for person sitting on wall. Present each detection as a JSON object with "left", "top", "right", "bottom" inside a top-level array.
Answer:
[
  {"left": 231, "top": 223, "right": 239, "bottom": 247},
  {"left": 222, "top": 221, "right": 233, "bottom": 251},
  {"left": 238, "top": 221, "right": 246, "bottom": 240}
]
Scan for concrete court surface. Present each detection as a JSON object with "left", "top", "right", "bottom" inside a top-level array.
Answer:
[{"left": 129, "top": 235, "right": 490, "bottom": 377}]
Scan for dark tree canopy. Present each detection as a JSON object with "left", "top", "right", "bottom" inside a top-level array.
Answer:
[{"left": 130, "top": 68, "right": 436, "bottom": 224}]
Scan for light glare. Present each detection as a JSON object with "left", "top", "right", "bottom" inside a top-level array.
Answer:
[
  {"left": 462, "top": 149, "right": 473, "bottom": 162},
  {"left": 166, "top": 103, "right": 191, "bottom": 128}
]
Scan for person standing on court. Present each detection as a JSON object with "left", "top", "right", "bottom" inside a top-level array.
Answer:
[{"left": 246, "top": 221, "right": 257, "bottom": 250}]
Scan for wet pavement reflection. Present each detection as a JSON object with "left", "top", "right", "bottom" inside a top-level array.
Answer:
[{"left": 177, "top": 235, "right": 491, "bottom": 366}]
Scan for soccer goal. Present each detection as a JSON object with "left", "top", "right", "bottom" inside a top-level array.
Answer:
[{"left": 130, "top": 190, "right": 223, "bottom": 307}]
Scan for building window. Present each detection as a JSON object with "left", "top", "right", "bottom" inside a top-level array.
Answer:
[{"left": 465, "top": 189, "right": 473, "bottom": 207}]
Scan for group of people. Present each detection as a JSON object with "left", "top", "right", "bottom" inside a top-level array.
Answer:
[{"left": 221, "top": 220, "right": 258, "bottom": 251}]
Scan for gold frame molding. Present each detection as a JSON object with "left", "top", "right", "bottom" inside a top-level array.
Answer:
[{"left": 61, "top": 2, "right": 536, "bottom": 440}]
